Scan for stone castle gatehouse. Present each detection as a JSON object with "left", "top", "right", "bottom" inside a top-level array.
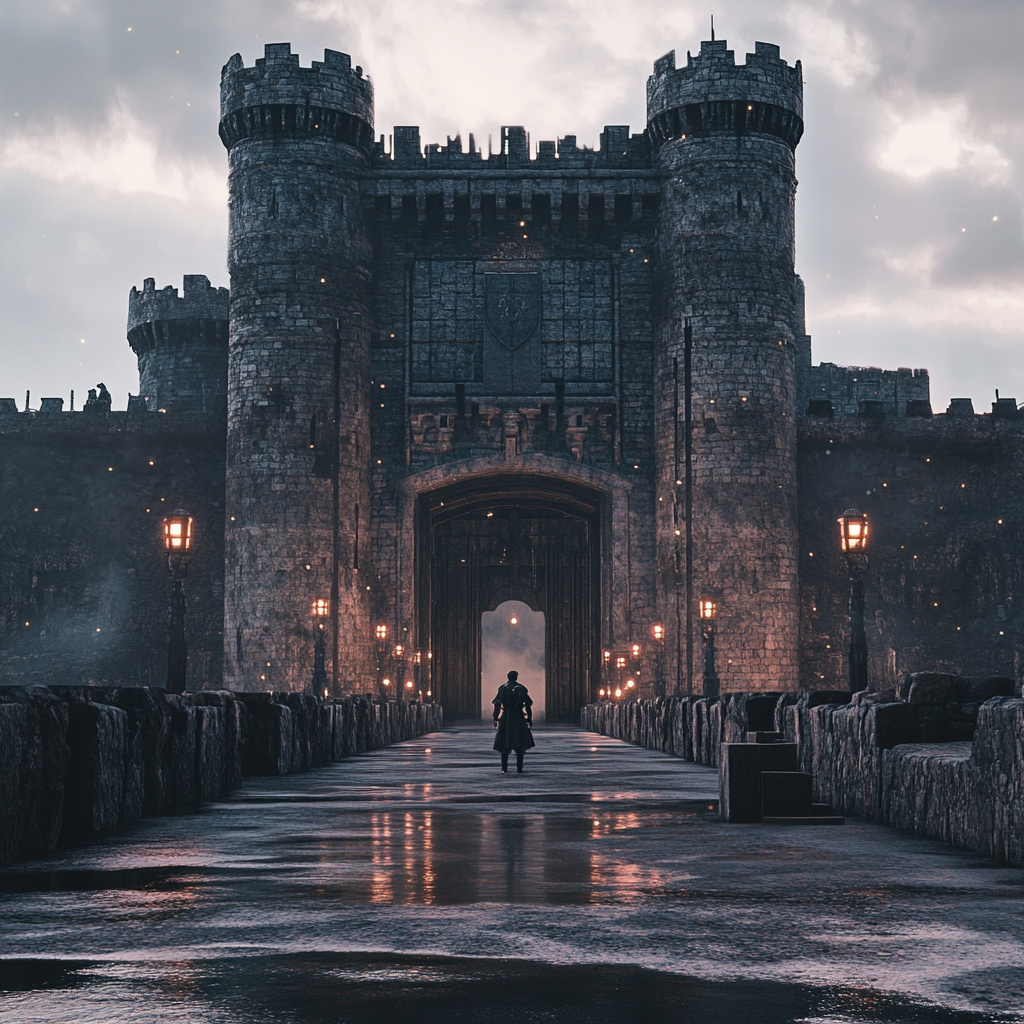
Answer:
[{"left": 3, "top": 36, "right": 1021, "bottom": 718}]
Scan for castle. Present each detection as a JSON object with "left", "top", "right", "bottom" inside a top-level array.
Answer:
[{"left": 2, "top": 38, "right": 1020, "bottom": 718}]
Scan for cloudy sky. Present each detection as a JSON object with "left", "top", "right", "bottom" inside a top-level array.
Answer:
[{"left": 2, "top": 0, "right": 1023, "bottom": 411}]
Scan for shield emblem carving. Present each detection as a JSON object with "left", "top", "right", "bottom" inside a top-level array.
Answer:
[{"left": 484, "top": 274, "right": 540, "bottom": 351}]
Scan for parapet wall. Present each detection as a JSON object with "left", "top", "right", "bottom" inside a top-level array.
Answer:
[
  {"left": 582, "top": 682, "right": 1023, "bottom": 866},
  {"left": 0, "top": 686, "right": 443, "bottom": 867}
]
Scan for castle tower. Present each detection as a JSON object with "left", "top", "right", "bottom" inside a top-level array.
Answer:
[
  {"left": 127, "top": 275, "right": 229, "bottom": 413},
  {"left": 648, "top": 40, "right": 804, "bottom": 692},
  {"left": 219, "top": 44, "right": 374, "bottom": 691}
]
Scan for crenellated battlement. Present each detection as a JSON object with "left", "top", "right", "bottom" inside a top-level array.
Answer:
[
  {"left": 647, "top": 38, "right": 803, "bottom": 151},
  {"left": 219, "top": 43, "right": 373, "bottom": 153},
  {"left": 372, "top": 124, "right": 652, "bottom": 171},
  {"left": 126, "top": 275, "right": 229, "bottom": 413},
  {"left": 128, "top": 275, "right": 228, "bottom": 334}
]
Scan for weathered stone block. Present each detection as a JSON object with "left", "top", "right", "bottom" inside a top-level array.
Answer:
[
  {"left": 0, "top": 688, "right": 71, "bottom": 866},
  {"left": 720, "top": 742, "right": 799, "bottom": 822},
  {"left": 62, "top": 700, "right": 127, "bottom": 838},
  {"left": 761, "top": 771, "right": 813, "bottom": 817},
  {"left": 905, "top": 673, "right": 957, "bottom": 705}
]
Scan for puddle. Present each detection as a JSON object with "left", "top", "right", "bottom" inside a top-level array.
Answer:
[{"left": 1, "top": 953, "right": 1014, "bottom": 1023}]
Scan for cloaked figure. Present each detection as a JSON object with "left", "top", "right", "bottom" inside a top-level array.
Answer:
[
  {"left": 96, "top": 382, "right": 112, "bottom": 408},
  {"left": 492, "top": 670, "right": 535, "bottom": 774}
]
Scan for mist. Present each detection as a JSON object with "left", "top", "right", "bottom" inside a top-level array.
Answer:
[{"left": 481, "top": 601, "right": 545, "bottom": 722}]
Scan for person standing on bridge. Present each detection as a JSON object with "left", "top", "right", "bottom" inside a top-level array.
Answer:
[{"left": 492, "top": 670, "right": 535, "bottom": 774}]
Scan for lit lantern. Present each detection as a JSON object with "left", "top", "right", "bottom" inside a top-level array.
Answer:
[
  {"left": 626, "top": 679, "right": 635, "bottom": 689},
  {"left": 382, "top": 678, "right": 391, "bottom": 687},
  {"left": 630, "top": 643, "right": 641, "bottom": 658},
  {"left": 162, "top": 510, "right": 193, "bottom": 552},
  {"left": 375, "top": 624, "right": 388, "bottom": 641},
  {"left": 699, "top": 598, "right": 717, "bottom": 621},
  {"left": 652, "top": 624, "right": 664, "bottom": 642},
  {"left": 838, "top": 508, "right": 870, "bottom": 553},
  {"left": 614, "top": 687, "right": 622, "bottom": 698},
  {"left": 406, "top": 680, "right": 414, "bottom": 689},
  {"left": 615, "top": 656, "right": 626, "bottom": 670},
  {"left": 394, "top": 644, "right": 404, "bottom": 658},
  {"left": 603, "top": 650, "right": 611, "bottom": 664},
  {"left": 510, "top": 616, "right": 518, "bottom": 625},
  {"left": 312, "top": 598, "right": 329, "bottom": 619},
  {"left": 599, "top": 688, "right": 606, "bottom": 697}
]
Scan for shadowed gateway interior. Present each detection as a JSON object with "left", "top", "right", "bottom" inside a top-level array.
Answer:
[{"left": 417, "top": 476, "right": 603, "bottom": 721}]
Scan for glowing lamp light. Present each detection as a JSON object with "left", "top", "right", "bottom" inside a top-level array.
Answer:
[
  {"left": 630, "top": 644, "right": 641, "bottom": 658},
  {"left": 394, "top": 644, "right": 404, "bottom": 658},
  {"left": 406, "top": 681, "right": 414, "bottom": 689},
  {"left": 375, "top": 624, "right": 388, "bottom": 641},
  {"left": 626, "top": 679, "right": 635, "bottom": 689},
  {"left": 162, "top": 510, "right": 193, "bottom": 552},
  {"left": 615, "top": 656, "right": 626, "bottom": 670},
  {"left": 312, "top": 598, "right": 329, "bottom": 618},
  {"left": 510, "top": 616, "right": 518, "bottom": 625},
  {"left": 652, "top": 624, "right": 664, "bottom": 642},
  {"left": 614, "top": 687, "right": 622, "bottom": 698},
  {"left": 603, "top": 650, "right": 611, "bottom": 663},
  {"left": 599, "top": 688, "right": 606, "bottom": 697},
  {"left": 838, "top": 508, "right": 870, "bottom": 553},
  {"left": 383, "top": 678, "right": 391, "bottom": 687},
  {"left": 699, "top": 599, "right": 717, "bottom": 621}
]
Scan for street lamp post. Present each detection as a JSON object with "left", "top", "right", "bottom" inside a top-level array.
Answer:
[
  {"left": 838, "top": 508, "right": 870, "bottom": 692},
  {"left": 651, "top": 623, "right": 665, "bottom": 697},
  {"left": 312, "top": 599, "right": 329, "bottom": 696},
  {"left": 375, "top": 624, "right": 388, "bottom": 693},
  {"left": 699, "top": 598, "right": 719, "bottom": 699},
  {"left": 162, "top": 510, "right": 193, "bottom": 694}
]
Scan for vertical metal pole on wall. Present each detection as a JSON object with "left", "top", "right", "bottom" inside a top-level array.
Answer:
[
  {"left": 331, "top": 320, "right": 341, "bottom": 696},
  {"left": 167, "top": 575, "right": 187, "bottom": 694},
  {"left": 683, "top": 320, "right": 694, "bottom": 696},
  {"left": 673, "top": 357, "right": 681, "bottom": 694},
  {"left": 848, "top": 572, "right": 868, "bottom": 692}
]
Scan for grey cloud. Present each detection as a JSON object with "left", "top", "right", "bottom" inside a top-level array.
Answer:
[{"left": 1, "top": 0, "right": 1023, "bottom": 411}]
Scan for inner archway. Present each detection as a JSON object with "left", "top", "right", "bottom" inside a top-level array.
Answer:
[
  {"left": 417, "top": 474, "right": 603, "bottom": 721},
  {"left": 481, "top": 601, "right": 546, "bottom": 722}
]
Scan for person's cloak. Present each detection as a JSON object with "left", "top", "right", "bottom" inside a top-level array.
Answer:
[{"left": 492, "top": 681, "right": 536, "bottom": 753}]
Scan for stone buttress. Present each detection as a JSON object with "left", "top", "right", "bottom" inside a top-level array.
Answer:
[
  {"left": 219, "top": 44, "right": 374, "bottom": 691},
  {"left": 648, "top": 40, "right": 803, "bottom": 691}
]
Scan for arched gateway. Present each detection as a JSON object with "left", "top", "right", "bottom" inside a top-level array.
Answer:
[{"left": 417, "top": 475, "right": 602, "bottom": 721}]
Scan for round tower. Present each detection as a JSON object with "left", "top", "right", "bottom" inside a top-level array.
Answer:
[
  {"left": 648, "top": 39, "right": 804, "bottom": 692},
  {"left": 220, "top": 43, "right": 374, "bottom": 691},
  {"left": 127, "top": 275, "right": 229, "bottom": 413}
]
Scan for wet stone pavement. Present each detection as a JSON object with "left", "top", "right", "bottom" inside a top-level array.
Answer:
[{"left": 1, "top": 724, "right": 1021, "bottom": 1023}]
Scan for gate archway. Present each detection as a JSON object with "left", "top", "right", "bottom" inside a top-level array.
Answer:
[{"left": 417, "top": 475, "right": 603, "bottom": 721}]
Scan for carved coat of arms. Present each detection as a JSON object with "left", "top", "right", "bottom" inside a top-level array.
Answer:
[{"left": 484, "top": 274, "right": 540, "bottom": 351}]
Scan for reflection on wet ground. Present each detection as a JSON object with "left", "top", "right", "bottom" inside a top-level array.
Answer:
[
  {"left": 1, "top": 726, "right": 1021, "bottom": 1022},
  {"left": 1, "top": 953, "right": 1018, "bottom": 1024}
]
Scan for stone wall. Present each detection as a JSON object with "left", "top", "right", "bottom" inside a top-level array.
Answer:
[
  {"left": 582, "top": 679, "right": 1023, "bottom": 866},
  {"left": 0, "top": 685, "right": 443, "bottom": 867},
  {"left": 0, "top": 407, "right": 226, "bottom": 689},
  {"left": 798, "top": 415, "right": 1024, "bottom": 690}
]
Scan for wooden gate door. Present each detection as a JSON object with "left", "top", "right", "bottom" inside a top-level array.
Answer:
[{"left": 418, "top": 477, "right": 602, "bottom": 721}]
